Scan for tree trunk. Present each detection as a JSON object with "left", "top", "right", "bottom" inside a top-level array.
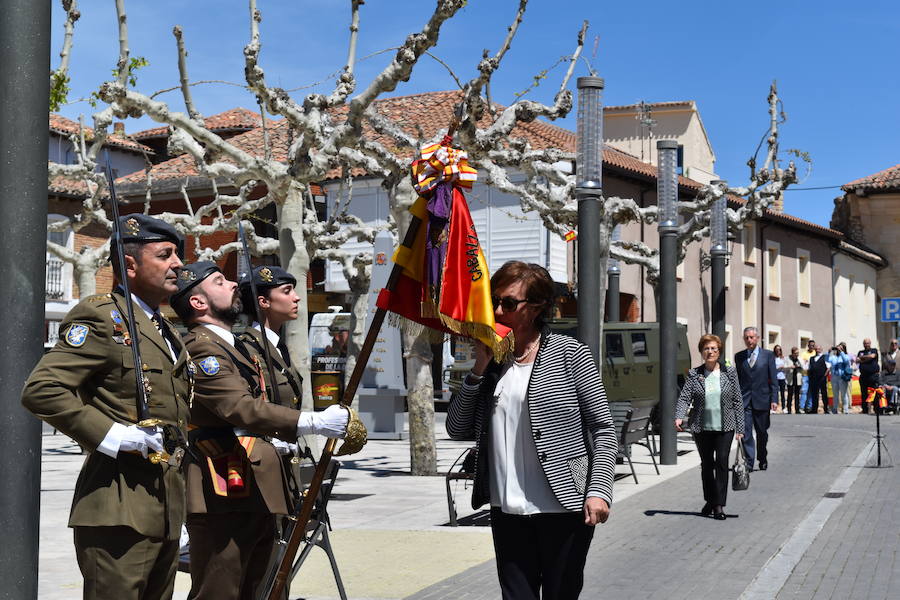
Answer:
[
  {"left": 404, "top": 329, "right": 437, "bottom": 475},
  {"left": 343, "top": 266, "right": 370, "bottom": 411},
  {"left": 389, "top": 178, "right": 437, "bottom": 475},
  {"left": 594, "top": 217, "right": 612, "bottom": 348},
  {"left": 277, "top": 183, "right": 314, "bottom": 412},
  {"left": 75, "top": 263, "right": 98, "bottom": 297}
]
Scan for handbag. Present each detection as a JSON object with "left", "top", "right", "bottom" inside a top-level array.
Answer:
[{"left": 732, "top": 440, "right": 750, "bottom": 491}]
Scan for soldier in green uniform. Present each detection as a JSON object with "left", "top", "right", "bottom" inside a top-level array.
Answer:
[
  {"left": 21, "top": 214, "right": 192, "bottom": 600},
  {"left": 170, "top": 262, "right": 347, "bottom": 600}
]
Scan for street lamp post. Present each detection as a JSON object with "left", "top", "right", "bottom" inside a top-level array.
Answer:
[
  {"left": 0, "top": 1, "right": 51, "bottom": 597},
  {"left": 710, "top": 181, "right": 728, "bottom": 346},
  {"left": 657, "top": 140, "right": 679, "bottom": 465},
  {"left": 607, "top": 225, "right": 621, "bottom": 322},
  {"left": 575, "top": 76, "right": 604, "bottom": 366}
]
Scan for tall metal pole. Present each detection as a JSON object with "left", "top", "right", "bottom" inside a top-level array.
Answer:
[
  {"left": 607, "top": 224, "right": 621, "bottom": 322},
  {"left": 0, "top": 1, "right": 51, "bottom": 598},
  {"left": 710, "top": 181, "right": 728, "bottom": 346},
  {"left": 657, "top": 140, "right": 679, "bottom": 465},
  {"left": 575, "top": 76, "right": 604, "bottom": 366}
]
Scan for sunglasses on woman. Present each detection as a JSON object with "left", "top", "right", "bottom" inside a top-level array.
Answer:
[{"left": 491, "top": 296, "right": 529, "bottom": 311}]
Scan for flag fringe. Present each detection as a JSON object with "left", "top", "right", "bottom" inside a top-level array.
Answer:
[{"left": 421, "top": 300, "right": 513, "bottom": 363}]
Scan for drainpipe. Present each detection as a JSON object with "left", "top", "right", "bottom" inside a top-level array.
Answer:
[{"left": 759, "top": 221, "right": 768, "bottom": 345}]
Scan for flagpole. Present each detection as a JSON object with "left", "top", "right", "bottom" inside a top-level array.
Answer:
[{"left": 260, "top": 214, "right": 423, "bottom": 600}]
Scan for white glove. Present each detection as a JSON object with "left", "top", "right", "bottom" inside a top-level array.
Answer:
[
  {"left": 118, "top": 425, "right": 165, "bottom": 458},
  {"left": 297, "top": 405, "right": 349, "bottom": 439},
  {"left": 270, "top": 438, "right": 298, "bottom": 456}
]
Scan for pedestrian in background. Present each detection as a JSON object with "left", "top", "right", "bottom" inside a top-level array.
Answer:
[
  {"left": 785, "top": 347, "right": 802, "bottom": 414},
  {"left": 735, "top": 327, "right": 778, "bottom": 471},
  {"left": 773, "top": 345, "right": 787, "bottom": 413},
  {"left": 799, "top": 339, "right": 816, "bottom": 413},
  {"left": 827, "top": 342, "right": 852, "bottom": 414},
  {"left": 675, "top": 334, "right": 744, "bottom": 520},
  {"left": 858, "top": 338, "right": 880, "bottom": 414},
  {"left": 807, "top": 344, "right": 830, "bottom": 414},
  {"left": 447, "top": 261, "right": 617, "bottom": 600}
]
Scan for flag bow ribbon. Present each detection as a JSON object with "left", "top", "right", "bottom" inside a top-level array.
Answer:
[{"left": 377, "top": 137, "right": 512, "bottom": 361}]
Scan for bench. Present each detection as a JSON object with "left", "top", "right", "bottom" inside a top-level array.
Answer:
[{"left": 618, "top": 404, "right": 660, "bottom": 484}]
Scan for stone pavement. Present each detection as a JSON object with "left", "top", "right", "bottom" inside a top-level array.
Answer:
[
  {"left": 409, "top": 413, "right": 900, "bottom": 600},
  {"left": 33, "top": 413, "right": 899, "bottom": 599}
]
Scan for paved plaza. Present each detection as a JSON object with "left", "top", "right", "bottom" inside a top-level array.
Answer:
[{"left": 34, "top": 413, "right": 899, "bottom": 599}]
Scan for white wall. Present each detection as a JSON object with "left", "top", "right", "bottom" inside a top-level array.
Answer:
[{"left": 833, "top": 251, "right": 880, "bottom": 351}]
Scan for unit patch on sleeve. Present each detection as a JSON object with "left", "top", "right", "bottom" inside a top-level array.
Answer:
[
  {"left": 197, "top": 356, "right": 220, "bottom": 376},
  {"left": 64, "top": 324, "right": 89, "bottom": 347}
]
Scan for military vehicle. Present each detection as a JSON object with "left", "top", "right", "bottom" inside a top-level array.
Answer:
[{"left": 443, "top": 320, "right": 690, "bottom": 407}]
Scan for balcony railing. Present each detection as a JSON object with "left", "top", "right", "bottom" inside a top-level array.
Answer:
[{"left": 46, "top": 258, "right": 66, "bottom": 301}]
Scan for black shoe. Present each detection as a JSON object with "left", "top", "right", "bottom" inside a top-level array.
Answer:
[
  {"left": 701, "top": 502, "right": 713, "bottom": 517},
  {"left": 759, "top": 462, "right": 768, "bottom": 471},
  {"left": 713, "top": 506, "right": 726, "bottom": 520}
]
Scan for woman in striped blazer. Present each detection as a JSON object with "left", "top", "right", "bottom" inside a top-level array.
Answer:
[
  {"left": 447, "top": 262, "right": 618, "bottom": 600},
  {"left": 674, "top": 334, "right": 745, "bottom": 520}
]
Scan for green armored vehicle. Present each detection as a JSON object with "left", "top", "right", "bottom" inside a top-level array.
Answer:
[{"left": 444, "top": 320, "right": 690, "bottom": 405}]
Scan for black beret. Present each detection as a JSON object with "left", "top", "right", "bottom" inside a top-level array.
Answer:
[
  {"left": 239, "top": 265, "right": 297, "bottom": 290},
  {"left": 170, "top": 261, "right": 221, "bottom": 303},
  {"left": 117, "top": 214, "right": 184, "bottom": 257}
]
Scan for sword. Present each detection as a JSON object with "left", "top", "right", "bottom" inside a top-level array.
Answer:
[{"left": 105, "top": 154, "right": 184, "bottom": 467}]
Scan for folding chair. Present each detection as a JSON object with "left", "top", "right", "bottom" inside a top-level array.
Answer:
[
  {"left": 287, "top": 457, "right": 347, "bottom": 600},
  {"left": 620, "top": 406, "right": 660, "bottom": 484},
  {"left": 445, "top": 447, "right": 476, "bottom": 527}
]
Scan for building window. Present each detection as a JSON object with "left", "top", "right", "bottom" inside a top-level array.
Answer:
[
  {"left": 765, "top": 324, "right": 782, "bottom": 349},
  {"left": 766, "top": 240, "right": 781, "bottom": 299},
  {"left": 46, "top": 320, "right": 61, "bottom": 347},
  {"left": 724, "top": 324, "right": 734, "bottom": 363},
  {"left": 798, "top": 329, "right": 813, "bottom": 352},
  {"left": 796, "top": 249, "right": 811, "bottom": 305},
  {"left": 47, "top": 216, "right": 73, "bottom": 302},
  {"left": 742, "top": 222, "right": 756, "bottom": 265},
  {"left": 742, "top": 277, "right": 757, "bottom": 332}
]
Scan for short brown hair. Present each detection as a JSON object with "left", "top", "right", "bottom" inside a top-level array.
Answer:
[
  {"left": 491, "top": 261, "right": 556, "bottom": 326},
  {"left": 697, "top": 333, "right": 723, "bottom": 355}
]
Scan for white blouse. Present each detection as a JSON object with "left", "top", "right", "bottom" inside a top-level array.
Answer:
[{"left": 489, "top": 360, "right": 566, "bottom": 515}]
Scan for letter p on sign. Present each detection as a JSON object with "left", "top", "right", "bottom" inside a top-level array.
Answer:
[{"left": 882, "top": 298, "right": 900, "bottom": 322}]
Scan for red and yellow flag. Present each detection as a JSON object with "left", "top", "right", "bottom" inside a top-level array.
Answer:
[{"left": 376, "top": 140, "right": 512, "bottom": 361}]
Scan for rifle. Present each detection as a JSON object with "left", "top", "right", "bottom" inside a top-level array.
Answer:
[
  {"left": 104, "top": 155, "right": 185, "bottom": 467},
  {"left": 236, "top": 222, "right": 282, "bottom": 408}
]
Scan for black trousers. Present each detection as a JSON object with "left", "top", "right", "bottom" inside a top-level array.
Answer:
[
  {"left": 778, "top": 380, "right": 787, "bottom": 409},
  {"left": 786, "top": 384, "right": 801, "bottom": 413},
  {"left": 694, "top": 430, "right": 734, "bottom": 508},
  {"left": 490, "top": 508, "right": 595, "bottom": 600},
  {"left": 808, "top": 377, "right": 829, "bottom": 413},
  {"left": 860, "top": 376, "right": 879, "bottom": 414}
]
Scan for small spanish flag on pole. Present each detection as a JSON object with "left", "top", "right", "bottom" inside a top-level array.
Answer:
[
  {"left": 565, "top": 230, "right": 577, "bottom": 242},
  {"left": 376, "top": 137, "right": 513, "bottom": 361}
]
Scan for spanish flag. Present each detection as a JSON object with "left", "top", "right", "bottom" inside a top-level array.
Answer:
[{"left": 376, "top": 140, "right": 512, "bottom": 361}]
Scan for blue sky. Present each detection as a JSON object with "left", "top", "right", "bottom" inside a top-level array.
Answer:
[{"left": 53, "top": 1, "right": 900, "bottom": 227}]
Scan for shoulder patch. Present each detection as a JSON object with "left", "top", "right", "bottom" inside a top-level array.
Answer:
[
  {"left": 86, "top": 294, "right": 112, "bottom": 304},
  {"left": 197, "top": 356, "right": 220, "bottom": 376},
  {"left": 64, "top": 324, "right": 89, "bottom": 347}
]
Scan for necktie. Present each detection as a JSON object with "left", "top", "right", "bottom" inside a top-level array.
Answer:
[
  {"left": 277, "top": 336, "right": 292, "bottom": 368},
  {"left": 151, "top": 312, "right": 177, "bottom": 358},
  {"left": 748, "top": 352, "right": 757, "bottom": 368}
]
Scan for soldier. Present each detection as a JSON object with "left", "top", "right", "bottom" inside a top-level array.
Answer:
[
  {"left": 21, "top": 214, "right": 192, "bottom": 600},
  {"left": 238, "top": 265, "right": 303, "bottom": 410},
  {"left": 169, "top": 262, "right": 348, "bottom": 600}
]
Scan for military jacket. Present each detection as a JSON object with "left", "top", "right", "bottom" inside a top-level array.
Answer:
[
  {"left": 238, "top": 327, "right": 303, "bottom": 409},
  {"left": 183, "top": 325, "right": 300, "bottom": 516},
  {"left": 21, "top": 292, "right": 192, "bottom": 540}
]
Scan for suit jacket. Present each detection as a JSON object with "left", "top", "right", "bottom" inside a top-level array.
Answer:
[
  {"left": 446, "top": 331, "right": 618, "bottom": 511},
  {"left": 807, "top": 353, "right": 829, "bottom": 381},
  {"left": 238, "top": 327, "right": 303, "bottom": 408},
  {"left": 22, "top": 292, "right": 192, "bottom": 540},
  {"left": 183, "top": 325, "right": 301, "bottom": 515},
  {"left": 734, "top": 347, "right": 778, "bottom": 411}
]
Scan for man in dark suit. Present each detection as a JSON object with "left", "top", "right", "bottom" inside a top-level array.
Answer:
[
  {"left": 806, "top": 344, "right": 830, "bottom": 414},
  {"left": 734, "top": 327, "right": 779, "bottom": 471}
]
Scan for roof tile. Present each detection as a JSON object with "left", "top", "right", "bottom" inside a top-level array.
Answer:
[
  {"left": 842, "top": 163, "right": 900, "bottom": 194},
  {"left": 49, "top": 114, "right": 153, "bottom": 154}
]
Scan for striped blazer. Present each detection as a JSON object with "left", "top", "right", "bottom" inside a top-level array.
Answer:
[
  {"left": 675, "top": 365, "right": 745, "bottom": 434},
  {"left": 446, "top": 330, "right": 618, "bottom": 511}
]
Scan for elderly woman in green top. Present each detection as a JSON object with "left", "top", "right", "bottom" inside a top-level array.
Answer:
[{"left": 675, "top": 334, "right": 745, "bottom": 520}]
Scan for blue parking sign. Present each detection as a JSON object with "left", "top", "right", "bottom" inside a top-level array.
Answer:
[{"left": 882, "top": 298, "right": 900, "bottom": 322}]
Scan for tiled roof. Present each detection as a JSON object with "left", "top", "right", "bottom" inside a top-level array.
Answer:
[
  {"left": 48, "top": 168, "right": 104, "bottom": 199},
  {"left": 131, "top": 108, "right": 267, "bottom": 140},
  {"left": 604, "top": 100, "right": 694, "bottom": 112},
  {"left": 49, "top": 114, "right": 153, "bottom": 154},
  {"left": 841, "top": 164, "right": 900, "bottom": 194}
]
